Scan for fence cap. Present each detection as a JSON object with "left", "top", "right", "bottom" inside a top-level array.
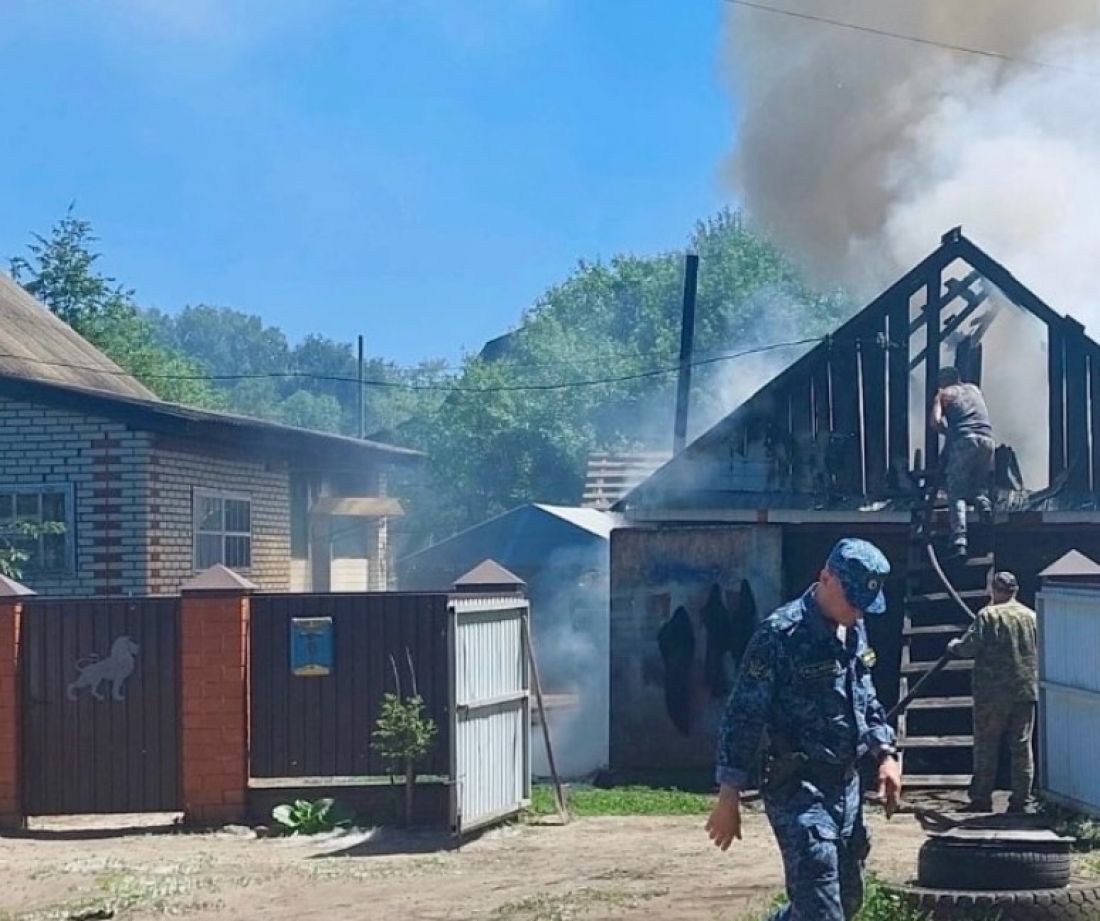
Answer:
[
  {"left": 0, "top": 574, "right": 35, "bottom": 598},
  {"left": 1039, "top": 550, "right": 1100, "bottom": 582},
  {"left": 182, "top": 565, "right": 257, "bottom": 593},
  {"left": 453, "top": 559, "right": 526, "bottom": 594}
]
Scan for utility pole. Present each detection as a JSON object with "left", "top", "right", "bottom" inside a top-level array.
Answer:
[
  {"left": 673, "top": 254, "right": 699, "bottom": 455},
  {"left": 357, "top": 334, "right": 365, "bottom": 440}
]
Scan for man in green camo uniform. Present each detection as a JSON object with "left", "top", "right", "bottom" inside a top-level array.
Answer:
[{"left": 947, "top": 571, "right": 1038, "bottom": 814}]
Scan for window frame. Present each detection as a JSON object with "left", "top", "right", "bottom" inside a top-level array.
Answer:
[
  {"left": 0, "top": 484, "right": 75, "bottom": 575},
  {"left": 192, "top": 487, "right": 253, "bottom": 572}
]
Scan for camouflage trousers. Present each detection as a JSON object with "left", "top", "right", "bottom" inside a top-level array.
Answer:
[
  {"left": 945, "top": 434, "right": 995, "bottom": 544},
  {"left": 764, "top": 775, "right": 869, "bottom": 921},
  {"left": 970, "top": 698, "right": 1036, "bottom": 810}
]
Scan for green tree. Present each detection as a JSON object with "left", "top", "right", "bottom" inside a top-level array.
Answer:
[
  {"left": 397, "top": 209, "right": 851, "bottom": 545},
  {"left": 10, "top": 208, "right": 219, "bottom": 407}
]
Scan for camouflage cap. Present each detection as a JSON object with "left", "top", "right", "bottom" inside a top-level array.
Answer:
[{"left": 826, "top": 538, "right": 891, "bottom": 615}]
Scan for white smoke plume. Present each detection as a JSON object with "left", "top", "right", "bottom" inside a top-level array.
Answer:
[{"left": 722, "top": 1, "right": 1100, "bottom": 333}]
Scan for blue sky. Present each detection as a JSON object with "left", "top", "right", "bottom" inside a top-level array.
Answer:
[{"left": 0, "top": 1, "right": 733, "bottom": 365}]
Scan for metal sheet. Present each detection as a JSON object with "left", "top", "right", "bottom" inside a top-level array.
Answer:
[
  {"left": 1038, "top": 583, "right": 1100, "bottom": 815},
  {"left": 450, "top": 597, "right": 530, "bottom": 833},
  {"left": 22, "top": 597, "right": 181, "bottom": 815}
]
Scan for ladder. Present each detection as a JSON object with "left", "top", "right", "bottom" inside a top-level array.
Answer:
[{"left": 896, "top": 480, "right": 995, "bottom": 788}]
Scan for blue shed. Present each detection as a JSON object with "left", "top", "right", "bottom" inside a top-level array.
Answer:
[{"left": 399, "top": 504, "right": 621, "bottom": 778}]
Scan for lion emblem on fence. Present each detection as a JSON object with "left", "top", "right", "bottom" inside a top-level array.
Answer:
[{"left": 67, "top": 636, "right": 140, "bottom": 702}]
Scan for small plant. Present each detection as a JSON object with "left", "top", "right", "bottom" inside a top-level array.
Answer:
[
  {"left": 271, "top": 797, "right": 353, "bottom": 836},
  {"left": 372, "top": 692, "right": 439, "bottom": 826}
]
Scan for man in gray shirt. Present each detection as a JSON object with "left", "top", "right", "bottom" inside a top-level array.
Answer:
[{"left": 931, "top": 367, "right": 994, "bottom": 558}]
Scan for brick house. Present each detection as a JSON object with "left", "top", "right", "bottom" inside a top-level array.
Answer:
[{"left": 0, "top": 273, "right": 421, "bottom": 595}]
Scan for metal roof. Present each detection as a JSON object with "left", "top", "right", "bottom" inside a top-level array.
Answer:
[
  {"left": 0, "top": 374, "right": 423, "bottom": 466},
  {"left": 532, "top": 504, "right": 624, "bottom": 539},
  {"left": 0, "top": 273, "right": 158, "bottom": 400}
]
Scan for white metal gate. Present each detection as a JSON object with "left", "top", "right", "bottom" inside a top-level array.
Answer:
[
  {"left": 449, "top": 595, "right": 531, "bottom": 834},
  {"left": 1037, "top": 581, "right": 1100, "bottom": 815}
]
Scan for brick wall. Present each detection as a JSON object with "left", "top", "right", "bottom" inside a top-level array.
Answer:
[
  {"left": 0, "top": 396, "right": 152, "bottom": 595},
  {"left": 0, "top": 396, "right": 295, "bottom": 595},
  {"left": 179, "top": 589, "right": 249, "bottom": 824},
  {"left": 149, "top": 438, "right": 291, "bottom": 593}
]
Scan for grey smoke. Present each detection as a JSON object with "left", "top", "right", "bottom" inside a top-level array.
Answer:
[{"left": 722, "top": 1, "right": 1100, "bottom": 330}]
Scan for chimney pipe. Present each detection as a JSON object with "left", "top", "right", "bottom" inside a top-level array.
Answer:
[{"left": 673, "top": 254, "right": 699, "bottom": 455}]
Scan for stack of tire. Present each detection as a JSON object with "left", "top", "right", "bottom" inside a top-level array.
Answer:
[{"left": 885, "top": 829, "right": 1100, "bottom": 920}]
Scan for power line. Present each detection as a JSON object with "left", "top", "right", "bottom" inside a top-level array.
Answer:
[
  {"left": 722, "top": 0, "right": 1084, "bottom": 73},
  {"left": 0, "top": 337, "right": 821, "bottom": 395}
]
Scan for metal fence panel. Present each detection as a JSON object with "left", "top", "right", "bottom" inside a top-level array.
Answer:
[
  {"left": 1038, "top": 585, "right": 1100, "bottom": 814},
  {"left": 250, "top": 592, "right": 451, "bottom": 778},
  {"left": 22, "top": 597, "right": 181, "bottom": 815},
  {"left": 451, "top": 596, "right": 530, "bottom": 833}
]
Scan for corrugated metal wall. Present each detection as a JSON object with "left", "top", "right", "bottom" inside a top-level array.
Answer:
[
  {"left": 250, "top": 592, "right": 451, "bottom": 778},
  {"left": 451, "top": 596, "right": 530, "bottom": 833},
  {"left": 1037, "top": 583, "right": 1100, "bottom": 814}
]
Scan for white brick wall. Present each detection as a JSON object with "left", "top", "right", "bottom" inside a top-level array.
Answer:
[
  {"left": 0, "top": 396, "right": 151, "bottom": 595},
  {"left": 0, "top": 396, "right": 293, "bottom": 595}
]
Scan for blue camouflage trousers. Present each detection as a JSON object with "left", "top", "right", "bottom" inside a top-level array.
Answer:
[{"left": 763, "top": 775, "right": 869, "bottom": 921}]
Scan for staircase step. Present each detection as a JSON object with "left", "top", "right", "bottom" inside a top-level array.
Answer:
[
  {"left": 905, "top": 696, "right": 974, "bottom": 710},
  {"left": 899, "top": 735, "right": 974, "bottom": 748},
  {"left": 906, "top": 590, "right": 989, "bottom": 604},
  {"left": 903, "top": 623, "right": 967, "bottom": 636},
  {"left": 902, "top": 774, "right": 973, "bottom": 788},
  {"left": 902, "top": 659, "right": 973, "bottom": 673},
  {"left": 913, "top": 553, "right": 994, "bottom": 568}
]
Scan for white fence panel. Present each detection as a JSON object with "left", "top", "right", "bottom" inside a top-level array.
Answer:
[
  {"left": 1038, "top": 584, "right": 1100, "bottom": 815},
  {"left": 450, "top": 596, "right": 530, "bottom": 833}
]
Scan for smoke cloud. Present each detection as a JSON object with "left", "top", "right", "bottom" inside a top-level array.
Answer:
[{"left": 722, "top": 1, "right": 1100, "bottom": 331}]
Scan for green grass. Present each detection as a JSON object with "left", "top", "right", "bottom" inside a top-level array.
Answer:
[
  {"left": 528, "top": 784, "right": 714, "bottom": 817},
  {"left": 733, "top": 877, "right": 933, "bottom": 921},
  {"left": 1039, "top": 799, "right": 1100, "bottom": 851}
]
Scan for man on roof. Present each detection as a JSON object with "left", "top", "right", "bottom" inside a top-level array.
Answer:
[{"left": 930, "top": 367, "right": 994, "bottom": 558}]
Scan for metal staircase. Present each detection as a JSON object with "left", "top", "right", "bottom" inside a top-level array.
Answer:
[{"left": 896, "top": 483, "right": 995, "bottom": 788}]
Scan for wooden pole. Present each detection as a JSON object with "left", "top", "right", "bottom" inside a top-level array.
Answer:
[
  {"left": 673, "top": 254, "right": 700, "bottom": 455},
  {"left": 357, "top": 334, "right": 365, "bottom": 439},
  {"left": 523, "top": 618, "right": 568, "bottom": 823}
]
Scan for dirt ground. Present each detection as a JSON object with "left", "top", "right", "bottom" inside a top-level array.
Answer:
[{"left": 0, "top": 808, "right": 930, "bottom": 921}]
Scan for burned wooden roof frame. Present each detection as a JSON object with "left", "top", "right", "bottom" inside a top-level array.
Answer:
[{"left": 619, "top": 228, "right": 1100, "bottom": 511}]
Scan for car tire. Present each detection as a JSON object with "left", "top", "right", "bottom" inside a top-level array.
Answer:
[
  {"left": 918, "top": 836, "right": 1073, "bottom": 891},
  {"left": 884, "top": 877, "right": 1100, "bottom": 921}
]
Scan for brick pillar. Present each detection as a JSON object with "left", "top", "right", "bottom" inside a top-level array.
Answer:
[
  {"left": 180, "top": 565, "right": 256, "bottom": 825},
  {"left": 0, "top": 576, "right": 34, "bottom": 829}
]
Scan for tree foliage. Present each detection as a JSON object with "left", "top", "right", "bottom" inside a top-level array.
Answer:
[
  {"left": 397, "top": 210, "right": 851, "bottom": 543},
  {"left": 10, "top": 207, "right": 219, "bottom": 407}
]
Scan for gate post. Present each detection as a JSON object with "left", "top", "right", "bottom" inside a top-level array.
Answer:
[
  {"left": 0, "top": 576, "right": 34, "bottom": 829},
  {"left": 180, "top": 566, "right": 256, "bottom": 826}
]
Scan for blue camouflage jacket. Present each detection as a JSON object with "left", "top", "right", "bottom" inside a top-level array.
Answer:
[{"left": 715, "top": 588, "right": 895, "bottom": 789}]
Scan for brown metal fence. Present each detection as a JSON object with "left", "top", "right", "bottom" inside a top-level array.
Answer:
[
  {"left": 21, "top": 597, "right": 181, "bottom": 815},
  {"left": 249, "top": 592, "right": 452, "bottom": 779}
]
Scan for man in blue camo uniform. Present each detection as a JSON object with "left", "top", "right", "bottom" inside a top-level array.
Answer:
[{"left": 706, "top": 539, "right": 903, "bottom": 921}]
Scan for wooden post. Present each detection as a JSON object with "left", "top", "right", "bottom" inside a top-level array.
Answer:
[
  {"left": 673, "top": 254, "right": 699, "bottom": 455},
  {"left": 923, "top": 269, "right": 943, "bottom": 472},
  {"left": 1049, "top": 319, "right": 1066, "bottom": 484}
]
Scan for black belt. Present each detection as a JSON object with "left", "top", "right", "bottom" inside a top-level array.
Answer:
[{"left": 764, "top": 753, "right": 857, "bottom": 792}]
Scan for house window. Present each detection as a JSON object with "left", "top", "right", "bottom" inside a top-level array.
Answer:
[
  {"left": 193, "top": 489, "right": 252, "bottom": 570},
  {"left": 0, "top": 486, "right": 72, "bottom": 573}
]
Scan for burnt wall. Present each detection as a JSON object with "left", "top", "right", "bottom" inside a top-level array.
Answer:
[{"left": 609, "top": 525, "right": 782, "bottom": 772}]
